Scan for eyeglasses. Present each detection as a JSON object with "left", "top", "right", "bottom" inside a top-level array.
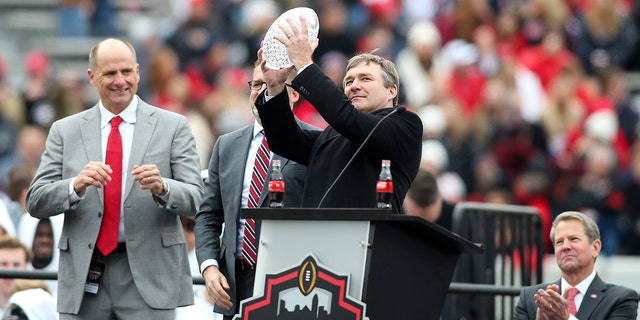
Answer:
[{"left": 247, "top": 80, "right": 267, "bottom": 91}]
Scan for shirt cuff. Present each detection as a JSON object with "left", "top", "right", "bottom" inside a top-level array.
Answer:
[
  {"left": 200, "top": 259, "right": 219, "bottom": 275},
  {"left": 69, "top": 178, "right": 84, "bottom": 203},
  {"left": 297, "top": 63, "right": 312, "bottom": 74}
]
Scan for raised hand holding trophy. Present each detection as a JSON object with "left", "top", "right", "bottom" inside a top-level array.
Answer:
[{"left": 262, "top": 7, "right": 319, "bottom": 69}]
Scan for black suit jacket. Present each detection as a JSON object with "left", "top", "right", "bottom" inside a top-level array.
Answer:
[
  {"left": 256, "top": 64, "right": 422, "bottom": 214},
  {"left": 514, "top": 274, "right": 639, "bottom": 319}
]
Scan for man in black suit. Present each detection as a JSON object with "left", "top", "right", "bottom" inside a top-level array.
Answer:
[
  {"left": 514, "top": 211, "right": 638, "bottom": 319},
  {"left": 256, "top": 16, "right": 422, "bottom": 214}
]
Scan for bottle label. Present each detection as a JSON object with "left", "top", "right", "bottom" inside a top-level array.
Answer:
[
  {"left": 376, "top": 180, "right": 393, "bottom": 193},
  {"left": 269, "top": 180, "right": 285, "bottom": 192}
]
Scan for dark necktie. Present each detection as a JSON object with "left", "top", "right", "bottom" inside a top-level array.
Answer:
[
  {"left": 97, "top": 116, "right": 123, "bottom": 255},
  {"left": 241, "top": 131, "right": 270, "bottom": 267}
]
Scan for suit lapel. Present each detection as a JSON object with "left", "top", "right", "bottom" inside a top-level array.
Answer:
[
  {"left": 80, "top": 106, "right": 105, "bottom": 206},
  {"left": 226, "top": 126, "right": 253, "bottom": 207},
  {"left": 576, "top": 275, "right": 606, "bottom": 319},
  {"left": 125, "top": 102, "right": 157, "bottom": 198}
]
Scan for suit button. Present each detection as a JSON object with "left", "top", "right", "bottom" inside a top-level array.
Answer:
[
  {"left": 88, "top": 243, "right": 93, "bottom": 249},
  {"left": 98, "top": 212, "right": 102, "bottom": 217}
]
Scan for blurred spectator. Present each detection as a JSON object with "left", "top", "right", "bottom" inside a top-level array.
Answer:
[
  {"left": 599, "top": 66, "right": 640, "bottom": 146},
  {"left": 292, "top": 51, "right": 345, "bottom": 129},
  {"left": 569, "top": 0, "right": 639, "bottom": 75},
  {"left": 1, "top": 288, "right": 57, "bottom": 320},
  {"left": 470, "top": 77, "right": 544, "bottom": 186},
  {"left": 147, "top": 47, "right": 190, "bottom": 114},
  {"left": 396, "top": 20, "right": 443, "bottom": 110},
  {"left": 561, "top": 143, "right": 625, "bottom": 256},
  {"left": 400, "top": 0, "right": 447, "bottom": 28},
  {"left": 449, "top": 0, "right": 494, "bottom": 42},
  {"left": 356, "top": 22, "right": 404, "bottom": 60},
  {"left": 166, "top": 0, "right": 220, "bottom": 71},
  {"left": 20, "top": 50, "right": 58, "bottom": 130},
  {"left": 89, "top": 0, "right": 118, "bottom": 37},
  {"left": 0, "top": 116, "right": 17, "bottom": 188},
  {"left": 404, "top": 168, "right": 454, "bottom": 229},
  {"left": 0, "top": 200, "right": 15, "bottom": 237},
  {"left": 433, "top": 97, "right": 476, "bottom": 188},
  {"left": 540, "top": 66, "right": 586, "bottom": 159},
  {"left": 495, "top": 45, "right": 547, "bottom": 125},
  {"left": 620, "top": 146, "right": 640, "bottom": 254},
  {"left": 438, "top": 39, "right": 486, "bottom": 119},
  {"left": 15, "top": 125, "right": 46, "bottom": 165},
  {"left": 467, "top": 152, "right": 506, "bottom": 201},
  {"left": 183, "top": 38, "right": 231, "bottom": 106},
  {"left": 57, "top": 0, "right": 90, "bottom": 37},
  {"left": 6, "top": 163, "right": 39, "bottom": 229},
  {"left": 50, "top": 70, "right": 90, "bottom": 121},
  {"left": 512, "top": 155, "right": 554, "bottom": 253},
  {"left": 313, "top": 0, "right": 358, "bottom": 61},
  {"left": 0, "top": 235, "right": 31, "bottom": 313},
  {"left": 17, "top": 215, "right": 63, "bottom": 295},
  {"left": 199, "top": 66, "right": 253, "bottom": 138},
  {"left": 518, "top": 30, "right": 579, "bottom": 92},
  {"left": 0, "top": 55, "right": 26, "bottom": 128},
  {"left": 237, "top": 0, "right": 281, "bottom": 67},
  {"left": 471, "top": 24, "right": 501, "bottom": 77},
  {"left": 494, "top": 7, "right": 529, "bottom": 57},
  {"left": 520, "top": 0, "right": 570, "bottom": 44}
]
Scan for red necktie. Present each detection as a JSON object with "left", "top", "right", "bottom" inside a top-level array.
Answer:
[
  {"left": 567, "top": 287, "right": 579, "bottom": 316},
  {"left": 241, "top": 131, "right": 270, "bottom": 267},
  {"left": 97, "top": 116, "right": 123, "bottom": 255}
]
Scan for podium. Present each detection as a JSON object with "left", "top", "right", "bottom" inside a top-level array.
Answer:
[{"left": 239, "top": 208, "right": 483, "bottom": 320}]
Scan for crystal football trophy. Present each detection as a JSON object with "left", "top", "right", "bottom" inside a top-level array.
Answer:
[{"left": 262, "top": 7, "right": 319, "bottom": 70}]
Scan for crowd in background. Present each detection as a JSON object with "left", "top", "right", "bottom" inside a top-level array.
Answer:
[{"left": 3, "top": 0, "right": 640, "bottom": 263}]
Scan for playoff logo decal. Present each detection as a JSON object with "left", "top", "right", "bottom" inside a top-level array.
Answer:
[{"left": 234, "top": 255, "right": 369, "bottom": 320}]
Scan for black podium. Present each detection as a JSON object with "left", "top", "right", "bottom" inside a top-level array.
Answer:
[{"left": 238, "top": 208, "right": 483, "bottom": 320}]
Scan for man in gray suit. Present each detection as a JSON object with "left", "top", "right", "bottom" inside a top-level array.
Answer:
[
  {"left": 514, "top": 211, "right": 638, "bottom": 319},
  {"left": 195, "top": 63, "right": 313, "bottom": 319},
  {"left": 26, "top": 38, "right": 203, "bottom": 320}
]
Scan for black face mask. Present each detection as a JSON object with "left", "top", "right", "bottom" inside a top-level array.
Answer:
[{"left": 9, "top": 306, "right": 29, "bottom": 320}]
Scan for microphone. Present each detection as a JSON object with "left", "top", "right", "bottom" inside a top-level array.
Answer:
[{"left": 317, "top": 106, "right": 406, "bottom": 208}]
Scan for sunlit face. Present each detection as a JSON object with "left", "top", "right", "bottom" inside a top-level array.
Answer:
[
  {"left": 553, "top": 219, "right": 600, "bottom": 274},
  {"left": 88, "top": 40, "right": 140, "bottom": 114},
  {"left": 343, "top": 62, "right": 396, "bottom": 114},
  {"left": 0, "top": 248, "right": 28, "bottom": 294}
]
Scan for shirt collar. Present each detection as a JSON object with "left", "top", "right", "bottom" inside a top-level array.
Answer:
[
  {"left": 252, "top": 121, "right": 264, "bottom": 138},
  {"left": 99, "top": 95, "right": 139, "bottom": 128},
  {"left": 562, "top": 269, "right": 596, "bottom": 294}
]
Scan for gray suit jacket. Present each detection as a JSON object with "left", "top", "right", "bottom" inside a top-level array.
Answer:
[
  {"left": 26, "top": 99, "right": 203, "bottom": 314},
  {"left": 514, "top": 274, "right": 639, "bottom": 319},
  {"left": 194, "top": 123, "right": 310, "bottom": 316}
]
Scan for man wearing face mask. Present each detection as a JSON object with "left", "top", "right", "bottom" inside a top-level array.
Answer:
[{"left": 195, "top": 62, "right": 317, "bottom": 319}]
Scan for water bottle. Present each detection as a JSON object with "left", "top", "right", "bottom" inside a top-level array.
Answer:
[
  {"left": 376, "top": 160, "right": 393, "bottom": 209},
  {"left": 268, "top": 160, "right": 284, "bottom": 208}
]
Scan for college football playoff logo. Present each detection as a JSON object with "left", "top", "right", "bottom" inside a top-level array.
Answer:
[{"left": 234, "top": 255, "right": 369, "bottom": 320}]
